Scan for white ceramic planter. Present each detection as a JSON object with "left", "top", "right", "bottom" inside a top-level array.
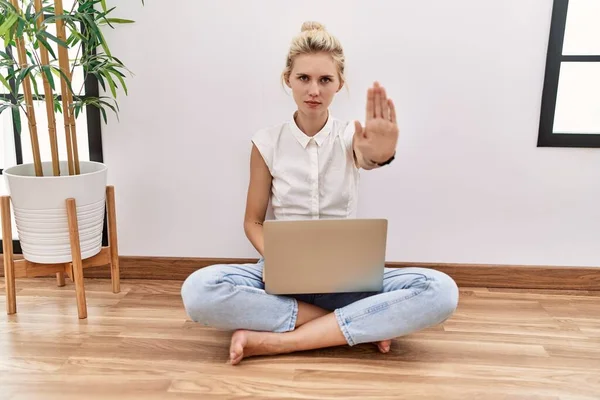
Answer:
[{"left": 3, "top": 161, "right": 108, "bottom": 264}]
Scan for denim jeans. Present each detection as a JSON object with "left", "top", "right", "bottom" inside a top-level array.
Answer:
[{"left": 181, "top": 259, "right": 459, "bottom": 346}]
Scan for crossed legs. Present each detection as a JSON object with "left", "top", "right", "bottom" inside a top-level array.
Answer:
[{"left": 181, "top": 261, "right": 459, "bottom": 364}]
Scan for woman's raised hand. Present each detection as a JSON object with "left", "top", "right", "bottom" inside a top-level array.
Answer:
[{"left": 354, "top": 82, "right": 399, "bottom": 164}]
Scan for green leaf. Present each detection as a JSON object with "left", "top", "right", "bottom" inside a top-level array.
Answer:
[
  {"left": 49, "top": 66, "right": 61, "bottom": 78},
  {"left": 26, "top": 49, "right": 36, "bottom": 66},
  {"left": 31, "top": 71, "right": 40, "bottom": 98},
  {"left": 95, "top": 72, "right": 106, "bottom": 91},
  {"left": 107, "top": 64, "right": 127, "bottom": 77},
  {"left": 101, "top": 18, "right": 135, "bottom": 25},
  {"left": 53, "top": 96, "right": 62, "bottom": 113},
  {"left": 0, "top": 0, "right": 17, "bottom": 11},
  {"left": 52, "top": 66, "right": 74, "bottom": 94},
  {"left": 31, "top": 9, "right": 46, "bottom": 24},
  {"left": 0, "top": 74, "right": 11, "bottom": 93},
  {"left": 16, "top": 18, "right": 24, "bottom": 38},
  {"left": 103, "top": 70, "right": 117, "bottom": 97},
  {"left": 111, "top": 69, "right": 127, "bottom": 95},
  {"left": 78, "top": 1, "right": 95, "bottom": 13},
  {"left": 99, "top": 105, "right": 107, "bottom": 123},
  {"left": 98, "top": 6, "right": 117, "bottom": 23},
  {"left": 100, "top": 0, "right": 107, "bottom": 12},
  {"left": 25, "top": 2, "right": 33, "bottom": 21},
  {"left": 5, "top": 66, "right": 17, "bottom": 81},
  {"left": 0, "top": 12, "right": 18, "bottom": 37},
  {"left": 67, "top": 30, "right": 84, "bottom": 46},
  {"left": 82, "top": 13, "right": 111, "bottom": 57},
  {"left": 39, "top": 30, "right": 68, "bottom": 49},
  {"left": 12, "top": 106, "right": 21, "bottom": 136},
  {"left": 99, "top": 97, "right": 119, "bottom": 113},
  {"left": 43, "top": 14, "right": 78, "bottom": 26},
  {"left": 42, "top": 65, "right": 55, "bottom": 91},
  {"left": 16, "top": 66, "right": 35, "bottom": 87},
  {"left": 6, "top": 61, "right": 16, "bottom": 94},
  {"left": 35, "top": 33, "right": 58, "bottom": 59},
  {"left": 0, "top": 102, "right": 17, "bottom": 114}
]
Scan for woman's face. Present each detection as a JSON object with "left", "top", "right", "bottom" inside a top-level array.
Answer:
[{"left": 287, "top": 52, "right": 342, "bottom": 116}]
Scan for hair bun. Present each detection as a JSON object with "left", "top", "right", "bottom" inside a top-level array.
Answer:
[{"left": 301, "top": 21, "right": 325, "bottom": 32}]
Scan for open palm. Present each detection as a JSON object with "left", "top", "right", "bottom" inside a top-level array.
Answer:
[{"left": 354, "top": 82, "right": 399, "bottom": 163}]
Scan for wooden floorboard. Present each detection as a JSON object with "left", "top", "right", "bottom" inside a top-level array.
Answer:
[{"left": 1, "top": 278, "right": 600, "bottom": 399}]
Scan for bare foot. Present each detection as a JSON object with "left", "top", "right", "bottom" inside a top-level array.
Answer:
[
  {"left": 374, "top": 339, "right": 392, "bottom": 353},
  {"left": 229, "top": 329, "right": 281, "bottom": 365},
  {"left": 229, "top": 330, "right": 249, "bottom": 365},
  {"left": 228, "top": 330, "right": 392, "bottom": 365}
]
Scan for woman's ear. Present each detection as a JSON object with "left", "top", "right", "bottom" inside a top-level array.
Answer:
[{"left": 337, "top": 80, "right": 345, "bottom": 92}]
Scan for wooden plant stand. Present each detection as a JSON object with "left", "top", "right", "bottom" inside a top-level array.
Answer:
[{"left": 1, "top": 185, "right": 121, "bottom": 319}]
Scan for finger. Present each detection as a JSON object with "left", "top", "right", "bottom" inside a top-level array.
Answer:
[
  {"left": 366, "top": 88, "right": 374, "bottom": 120},
  {"left": 380, "top": 86, "right": 389, "bottom": 120},
  {"left": 374, "top": 83, "right": 382, "bottom": 118},
  {"left": 388, "top": 98, "right": 397, "bottom": 123},
  {"left": 354, "top": 120, "right": 363, "bottom": 137}
]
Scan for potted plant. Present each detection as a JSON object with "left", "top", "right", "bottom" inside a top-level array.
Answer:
[{"left": 0, "top": 0, "right": 137, "bottom": 264}]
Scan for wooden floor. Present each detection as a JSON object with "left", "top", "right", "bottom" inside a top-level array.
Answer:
[{"left": 1, "top": 278, "right": 599, "bottom": 400}]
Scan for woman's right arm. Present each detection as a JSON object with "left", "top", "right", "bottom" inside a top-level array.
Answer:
[{"left": 243, "top": 143, "right": 272, "bottom": 257}]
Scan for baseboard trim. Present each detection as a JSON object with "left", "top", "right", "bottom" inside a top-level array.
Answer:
[{"left": 1, "top": 255, "right": 599, "bottom": 290}]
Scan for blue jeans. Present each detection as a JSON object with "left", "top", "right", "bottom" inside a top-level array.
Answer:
[{"left": 181, "top": 259, "right": 459, "bottom": 346}]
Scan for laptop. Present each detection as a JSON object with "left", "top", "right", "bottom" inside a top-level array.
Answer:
[{"left": 262, "top": 218, "right": 388, "bottom": 295}]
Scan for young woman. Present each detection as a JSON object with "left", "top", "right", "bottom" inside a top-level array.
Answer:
[{"left": 181, "top": 21, "right": 459, "bottom": 365}]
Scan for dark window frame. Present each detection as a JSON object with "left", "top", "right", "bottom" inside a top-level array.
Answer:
[{"left": 538, "top": 0, "right": 600, "bottom": 148}]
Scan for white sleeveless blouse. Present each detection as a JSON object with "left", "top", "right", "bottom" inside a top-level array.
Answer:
[{"left": 251, "top": 114, "right": 360, "bottom": 221}]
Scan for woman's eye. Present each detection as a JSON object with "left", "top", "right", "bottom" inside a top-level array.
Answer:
[
  {"left": 299, "top": 76, "right": 308, "bottom": 81},
  {"left": 321, "top": 77, "right": 331, "bottom": 83}
]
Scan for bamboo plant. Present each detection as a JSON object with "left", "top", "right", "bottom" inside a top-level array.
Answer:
[{"left": 0, "top": 0, "right": 138, "bottom": 177}]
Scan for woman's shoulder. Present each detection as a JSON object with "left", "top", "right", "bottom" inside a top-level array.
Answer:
[{"left": 251, "top": 120, "right": 288, "bottom": 146}]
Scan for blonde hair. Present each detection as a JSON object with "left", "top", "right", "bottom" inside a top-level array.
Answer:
[{"left": 281, "top": 21, "right": 346, "bottom": 89}]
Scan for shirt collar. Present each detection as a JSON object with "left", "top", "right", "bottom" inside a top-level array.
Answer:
[{"left": 289, "top": 111, "right": 333, "bottom": 148}]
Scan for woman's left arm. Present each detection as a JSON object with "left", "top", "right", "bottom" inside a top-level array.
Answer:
[{"left": 352, "top": 82, "right": 399, "bottom": 170}]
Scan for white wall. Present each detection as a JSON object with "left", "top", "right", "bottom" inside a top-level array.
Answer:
[{"left": 99, "top": 0, "right": 600, "bottom": 267}]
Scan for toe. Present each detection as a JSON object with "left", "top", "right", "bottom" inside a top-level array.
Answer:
[{"left": 378, "top": 340, "right": 391, "bottom": 353}]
